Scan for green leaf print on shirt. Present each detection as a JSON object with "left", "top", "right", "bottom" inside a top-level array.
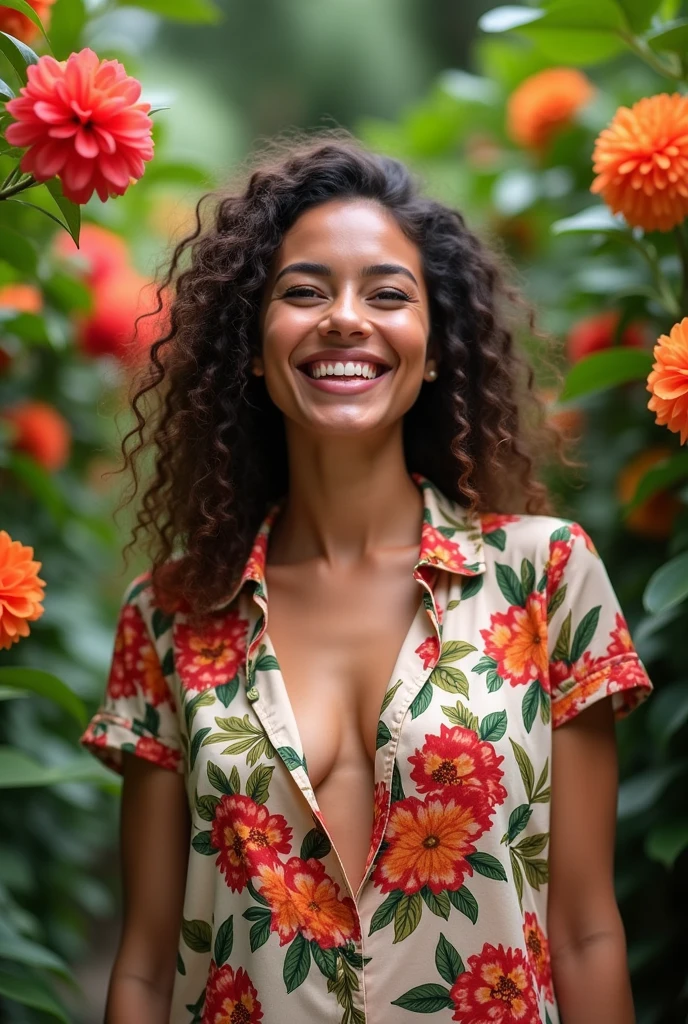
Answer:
[
  {"left": 429, "top": 640, "right": 477, "bottom": 697},
  {"left": 201, "top": 712, "right": 275, "bottom": 766},
  {"left": 391, "top": 932, "right": 464, "bottom": 1012},
  {"left": 503, "top": 739, "right": 551, "bottom": 910}
]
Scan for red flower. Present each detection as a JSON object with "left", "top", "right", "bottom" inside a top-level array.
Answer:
[
  {"left": 174, "top": 608, "right": 249, "bottom": 692},
  {"left": 408, "top": 723, "right": 507, "bottom": 808},
  {"left": 134, "top": 736, "right": 180, "bottom": 772},
  {"left": 523, "top": 912, "right": 554, "bottom": 1002},
  {"left": 78, "top": 272, "right": 169, "bottom": 363},
  {"left": 415, "top": 635, "right": 439, "bottom": 670},
  {"left": 566, "top": 310, "right": 645, "bottom": 364},
  {"left": 364, "top": 781, "right": 389, "bottom": 875},
  {"left": 544, "top": 538, "right": 571, "bottom": 603},
  {"left": 211, "top": 795, "right": 292, "bottom": 892},
  {"left": 5, "top": 48, "right": 154, "bottom": 204},
  {"left": 606, "top": 612, "right": 634, "bottom": 659},
  {"left": 419, "top": 524, "right": 470, "bottom": 572},
  {"left": 201, "top": 961, "right": 263, "bottom": 1024},
  {"left": 372, "top": 792, "right": 491, "bottom": 895},
  {"left": 480, "top": 513, "right": 520, "bottom": 535},
  {"left": 53, "top": 222, "right": 129, "bottom": 286},
  {"left": 450, "top": 942, "right": 539, "bottom": 1023},
  {"left": 0, "top": 0, "right": 56, "bottom": 44},
  {"left": 106, "top": 602, "right": 173, "bottom": 705},
  {"left": 480, "top": 593, "right": 549, "bottom": 690},
  {"left": 255, "top": 857, "right": 360, "bottom": 948},
  {"left": 1, "top": 400, "right": 71, "bottom": 472}
]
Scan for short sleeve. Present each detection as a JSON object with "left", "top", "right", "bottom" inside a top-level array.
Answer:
[
  {"left": 79, "top": 578, "right": 184, "bottom": 776},
  {"left": 545, "top": 522, "right": 653, "bottom": 729}
]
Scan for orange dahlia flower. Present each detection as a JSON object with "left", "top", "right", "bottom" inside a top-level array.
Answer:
[
  {"left": 5, "top": 48, "right": 154, "bottom": 205},
  {"left": 0, "top": 0, "right": 56, "bottom": 44},
  {"left": 53, "top": 222, "right": 130, "bottom": 286},
  {"left": 1, "top": 399, "right": 71, "bottom": 471},
  {"left": 591, "top": 93, "right": 688, "bottom": 232},
  {"left": 506, "top": 67, "right": 595, "bottom": 151},
  {"left": 647, "top": 317, "right": 688, "bottom": 443},
  {"left": 0, "top": 282, "right": 43, "bottom": 315},
  {"left": 0, "top": 529, "right": 46, "bottom": 650}
]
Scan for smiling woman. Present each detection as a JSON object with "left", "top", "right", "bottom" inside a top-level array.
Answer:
[{"left": 79, "top": 128, "right": 651, "bottom": 1024}]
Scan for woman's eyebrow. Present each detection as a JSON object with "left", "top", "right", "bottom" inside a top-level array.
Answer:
[{"left": 274, "top": 261, "right": 418, "bottom": 286}]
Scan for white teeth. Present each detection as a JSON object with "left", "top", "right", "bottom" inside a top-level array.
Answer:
[
  {"left": 355, "top": 363, "right": 362, "bottom": 375},
  {"left": 344, "top": 362, "right": 355, "bottom": 376},
  {"left": 305, "top": 360, "right": 382, "bottom": 379},
  {"left": 334, "top": 362, "right": 345, "bottom": 376}
]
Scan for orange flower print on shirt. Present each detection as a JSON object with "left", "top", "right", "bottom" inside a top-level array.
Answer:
[
  {"left": 480, "top": 593, "right": 549, "bottom": 690},
  {"left": 254, "top": 861, "right": 301, "bottom": 946},
  {"left": 364, "top": 781, "right": 390, "bottom": 875},
  {"left": 450, "top": 942, "right": 539, "bottom": 1023},
  {"left": 175, "top": 609, "right": 248, "bottom": 692},
  {"left": 201, "top": 961, "right": 263, "bottom": 1024},
  {"left": 107, "top": 603, "right": 173, "bottom": 704},
  {"left": 285, "top": 857, "right": 360, "bottom": 948},
  {"left": 481, "top": 513, "right": 520, "bottom": 534},
  {"left": 523, "top": 912, "right": 554, "bottom": 1003},
  {"left": 408, "top": 724, "right": 507, "bottom": 808},
  {"left": 419, "top": 524, "right": 469, "bottom": 572},
  {"left": 373, "top": 792, "right": 491, "bottom": 896},
  {"left": 134, "top": 736, "right": 180, "bottom": 771},
  {"left": 212, "top": 795, "right": 293, "bottom": 892},
  {"left": 415, "top": 635, "right": 440, "bottom": 670}
]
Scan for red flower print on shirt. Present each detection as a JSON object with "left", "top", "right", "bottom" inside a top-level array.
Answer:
[
  {"left": 408, "top": 723, "right": 507, "bottom": 808},
  {"left": 372, "top": 792, "right": 491, "bottom": 896},
  {"left": 175, "top": 609, "right": 248, "bottom": 692},
  {"left": 606, "top": 611, "right": 634, "bottom": 658},
  {"left": 480, "top": 513, "right": 520, "bottom": 534},
  {"left": 212, "top": 795, "right": 292, "bottom": 892},
  {"left": 419, "top": 524, "right": 469, "bottom": 572},
  {"left": 107, "top": 603, "right": 172, "bottom": 703},
  {"left": 201, "top": 961, "right": 263, "bottom": 1024},
  {"left": 134, "top": 736, "right": 180, "bottom": 771},
  {"left": 569, "top": 521, "right": 598, "bottom": 556},
  {"left": 523, "top": 912, "right": 554, "bottom": 1002},
  {"left": 364, "top": 781, "right": 389, "bottom": 875},
  {"left": 416, "top": 635, "right": 440, "bottom": 670},
  {"left": 255, "top": 857, "right": 360, "bottom": 949},
  {"left": 480, "top": 593, "right": 548, "bottom": 689},
  {"left": 544, "top": 538, "right": 571, "bottom": 603},
  {"left": 284, "top": 857, "right": 360, "bottom": 948},
  {"left": 450, "top": 942, "right": 539, "bottom": 1023}
]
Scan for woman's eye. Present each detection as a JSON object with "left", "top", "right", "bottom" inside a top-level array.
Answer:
[{"left": 283, "top": 286, "right": 411, "bottom": 300}]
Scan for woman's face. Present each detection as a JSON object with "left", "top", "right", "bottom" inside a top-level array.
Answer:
[{"left": 257, "top": 198, "right": 434, "bottom": 438}]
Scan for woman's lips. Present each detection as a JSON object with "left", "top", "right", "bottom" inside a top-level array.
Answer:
[{"left": 297, "top": 366, "right": 390, "bottom": 393}]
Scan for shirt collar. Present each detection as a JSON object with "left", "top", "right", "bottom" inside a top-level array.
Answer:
[{"left": 209, "top": 472, "right": 486, "bottom": 612}]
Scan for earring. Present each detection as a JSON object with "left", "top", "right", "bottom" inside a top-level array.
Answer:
[
  {"left": 425, "top": 365, "right": 438, "bottom": 381},
  {"left": 251, "top": 358, "right": 264, "bottom": 377}
]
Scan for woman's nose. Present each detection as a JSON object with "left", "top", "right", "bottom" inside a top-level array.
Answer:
[{"left": 318, "top": 290, "right": 372, "bottom": 337}]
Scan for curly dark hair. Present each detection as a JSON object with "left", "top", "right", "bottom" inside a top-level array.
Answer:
[{"left": 113, "top": 127, "right": 578, "bottom": 629}]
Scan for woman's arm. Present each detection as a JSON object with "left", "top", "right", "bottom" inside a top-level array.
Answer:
[
  {"left": 548, "top": 697, "right": 635, "bottom": 1024},
  {"left": 104, "top": 753, "right": 191, "bottom": 1024}
]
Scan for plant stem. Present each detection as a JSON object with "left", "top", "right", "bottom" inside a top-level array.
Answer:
[
  {"left": 0, "top": 174, "right": 36, "bottom": 200},
  {"left": 620, "top": 31, "right": 685, "bottom": 81},
  {"left": 0, "top": 164, "right": 22, "bottom": 190},
  {"left": 627, "top": 235, "right": 681, "bottom": 318}
]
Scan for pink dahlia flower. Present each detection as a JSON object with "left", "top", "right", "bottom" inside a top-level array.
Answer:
[{"left": 5, "top": 48, "right": 154, "bottom": 205}]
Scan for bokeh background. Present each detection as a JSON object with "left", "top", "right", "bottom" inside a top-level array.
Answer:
[{"left": 1, "top": 0, "right": 688, "bottom": 1021}]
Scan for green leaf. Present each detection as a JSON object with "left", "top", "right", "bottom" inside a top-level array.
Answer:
[
  {"left": 380, "top": 679, "right": 402, "bottom": 714},
  {"left": 520, "top": 558, "right": 536, "bottom": 597},
  {"left": 447, "top": 885, "right": 478, "bottom": 924},
  {"left": 229, "top": 765, "right": 240, "bottom": 793},
  {"left": 214, "top": 916, "right": 233, "bottom": 966},
  {"left": 0, "top": 969, "right": 70, "bottom": 1023},
  {"left": 522, "top": 680, "right": 540, "bottom": 733},
  {"left": 512, "top": 833, "right": 549, "bottom": 857},
  {"left": 510, "top": 738, "right": 535, "bottom": 801},
  {"left": 47, "top": 0, "right": 86, "bottom": 60},
  {"left": 0, "top": 1, "right": 50, "bottom": 41},
  {"left": 465, "top": 851, "right": 508, "bottom": 881},
  {"left": 409, "top": 681, "right": 433, "bottom": 719},
  {"left": 310, "top": 941, "right": 338, "bottom": 980},
  {"left": 0, "top": 31, "right": 39, "bottom": 83},
  {"left": 45, "top": 179, "right": 81, "bottom": 244},
  {"left": 376, "top": 719, "right": 393, "bottom": 747},
  {"left": 430, "top": 664, "right": 470, "bottom": 697},
  {"left": 547, "top": 585, "right": 568, "bottom": 622},
  {"left": 441, "top": 700, "right": 479, "bottom": 733},
  {"left": 643, "top": 551, "right": 688, "bottom": 614},
  {"left": 0, "top": 76, "right": 14, "bottom": 99},
  {"left": 614, "top": 0, "right": 663, "bottom": 31},
  {"left": 552, "top": 610, "right": 572, "bottom": 662},
  {"left": 570, "top": 606, "right": 601, "bottom": 663},
  {"left": 496, "top": 563, "right": 525, "bottom": 607},
  {"left": 0, "top": 747, "right": 113, "bottom": 788},
  {"left": 420, "top": 885, "right": 451, "bottom": 919},
  {"left": 552, "top": 205, "right": 627, "bottom": 236},
  {"left": 182, "top": 917, "right": 212, "bottom": 953},
  {"left": 478, "top": 6, "right": 545, "bottom": 32},
  {"left": 191, "top": 831, "right": 217, "bottom": 856},
  {"left": 0, "top": 224, "right": 37, "bottom": 275},
  {"left": 645, "top": 821, "right": 688, "bottom": 868},
  {"left": 393, "top": 892, "right": 423, "bottom": 942},
  {"left": 510, "top": 849, "right": 524, "bottom": 908},
  {"left": 195, "top": 793, "right": 220, "bottom": 822},
  {"left": 207, "top": 760, "right": 235, "bottom": 795},
  {"left": 505, "top": 803, "right": 533, "bottom": 843},
  {"left": 483, "top": 528, "right": 506, "bottom": 551},
  {"left": 121, "top": 0, "right": 222, "bottom": 21},
  {"left": 283, "top": 932, "right": 311, "bottom": 993},
  {"left": 300, "top": 827, "right": 331, "bottom": 860},
  {"left": 646, "top": 16, "right": 688, "bottom": 53},
  {"left": 0, "top": 667, "right": 86, "bottom": 724},
  {"left": 522, "top": 857, "right": 549, "bottom": 888},
  {"left": 391, "top": 983, "right": 455, "bottom": 1012},
  {"left": 623, "top": 451, "right": 688, "bottom": 512},
  {"left": 391, "top": 760, "right": 405, "bottom": 802},
  {"left": 245, "top": 764, "right": 273, "bottom": 804},
  {"left": 189, "top": 726, "right": 210, "bottom": 771},
  {"left": 0, "top": 931, "right": 70, "bottom": 980},
  {"left": 277, "top": 745, "right": 303, "bottom": 771},
  {"left": 517, "top": 2, "right": 628, "bottom": 63},
  {"left": 479, "top": 710, "right": 507, "bottom": 742},
  {"left": 435, "top": 932, "right": 464, "bottom": 985},
  {"left": 560, "top": 348, "right": 654, "bottom": 401},
  {"left": 216, "top": 677, "right": 239, "bottom": 707},
  {"left": 439, "top": 640, "right": 477, "bottom": 663},
  {"left": 369, "top": 889, "right": 405, "bottom": 935}
]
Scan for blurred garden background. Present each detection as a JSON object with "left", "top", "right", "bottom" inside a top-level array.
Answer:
[{"left": 1, "top": 0, "right": 688, "bottom": 1021}]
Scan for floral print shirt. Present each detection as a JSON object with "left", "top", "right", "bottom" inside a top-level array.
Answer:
[{"left": 80, "top": 474, "right": 653, "bottom": 1024}]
